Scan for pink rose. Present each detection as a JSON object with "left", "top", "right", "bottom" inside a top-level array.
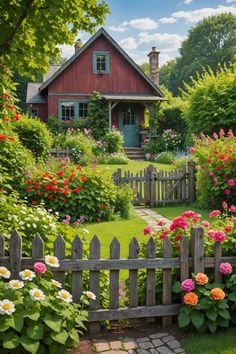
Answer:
[
  {"left": 208, "top": 170, "right": 214, "bottom": 177},
  {"left": 34, "top": 262, "right": 47, "bottom": 274},
  {"left": 209, "top": 210, "right": 221, "bottom": 218},
  {"left": 224, "top": 189, "right": 231, "bottom": 195},
  {"left": 228, "top": 179, "right": 235, "bottom": 187},
  {"left": 181, "top": 279, "right": 195, "bottom": 292},
  {"left": 219, "top": 262, "right": 232, "bottom": 275},
  {"left": 210, "top": 231, "right": 227, "bottom": 242},
  {"left": 229, "top": 205, "right": 236, "bottom": 213},
  {"left": 144, "top": 226, "right": 152, "bottom": 235},
  {"left": 219, "top": 128, "right": 225, "bottom": 136},
  {"left": 170, "top": 216, "right": 189, "bottom": 231},
  {"left": 202, "top": 221, "right": 210, "bottom": 228},
  {"left": 157, "top": 219, "right": 166, "bottom": 226},
  {"left": 222, "top": 201, "right": 228, "bottom": 209},
  {"left": 182, "top": 211, "right": 196, "bottom": 218}
]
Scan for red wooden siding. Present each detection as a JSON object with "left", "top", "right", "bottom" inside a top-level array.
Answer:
[
  {"left": 48, "top": 35, "right": 155, "bottom": 95},
  {"left": 28, "top": 104, "right": 48, "bottom": 122},
  {"left": 48, "top": 95, "right": 88, "bottom": 117}
]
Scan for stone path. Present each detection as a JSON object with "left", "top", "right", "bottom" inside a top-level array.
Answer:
[
  {"left": 134, "top": 207, "right": 171, "bottom": 230},
  {"left": 93, "top": 332, "right": 186, "bottom": 354}
]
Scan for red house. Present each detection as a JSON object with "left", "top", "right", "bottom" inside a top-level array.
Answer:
[{"left": 26, "top": 28, "right": 165, "bottom": 147}]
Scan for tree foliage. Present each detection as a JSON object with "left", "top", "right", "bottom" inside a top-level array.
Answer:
[
  {"left": 0, "top": 0, "right": 110, "bottom": 79},
  {"left": 160, "top": 13, "right": 236, "bottom": 95},
  {"left": 182, "top": 64, "right": 236, "bottom": 136}
]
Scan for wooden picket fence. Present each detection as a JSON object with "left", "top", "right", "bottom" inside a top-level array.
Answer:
[
  {"left": 49, "top": 147, "right": 70, "bottom": 158},
  {"left": 1, "top": 226, "right": 235, "bottom": 333},
  {"left": 112, "top": 161, "right": 196, "bottom": 206}
]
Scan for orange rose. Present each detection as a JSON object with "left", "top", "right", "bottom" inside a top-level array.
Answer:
[
  {"left": 211, "top": 288, "right": 225, "bottom": 301},
  {"left": 183, "top": 292, "right": 199, "bottom": 306},
  {"left": 195, "top": 273, "right": 209, "bottom": 285}
]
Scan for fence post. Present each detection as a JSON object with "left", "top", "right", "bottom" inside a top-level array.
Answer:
[
  {"left": 149, "top": 165, "right": 155, "bottom": 207},
  {"left": 10, "top": 231, "right": 22, "bottom": 279},
  {"left": 188, "top": 160, "right": 196, "bottom": 203},
  {"left": 180, "top": 236, "right": 189, "bottom": 281},
  {"left": 191, "top": 226, "right": 204, "bottom": 273},
  {"left": 162, "top": 237, "right": 172, "bottom": 327},
  {"left": 214, "top": 241, "right": 222, "bottom": 283}
]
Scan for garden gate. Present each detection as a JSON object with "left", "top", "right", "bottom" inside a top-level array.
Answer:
[{"left": 112, "top": 161, "right": 196, "bottom": 206}]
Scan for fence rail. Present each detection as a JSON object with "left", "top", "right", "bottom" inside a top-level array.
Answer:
[{"left": 0, "top": 227, "right": 233, "bottom": 333}]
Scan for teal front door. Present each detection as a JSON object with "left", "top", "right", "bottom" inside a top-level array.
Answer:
[{"left": 119, "top": 107, "right": 138, "bottom": 147}]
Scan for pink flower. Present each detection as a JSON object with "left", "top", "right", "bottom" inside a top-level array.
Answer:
[
  {"left": 181, "top": 279, "right": 195, "bottom": 292},
  {"left": 213, "top": 132, "right": 218, "bottom": 139},
  {"left": 229, "top": 205, "right": 236, "bottom": 212},
  {"left": 202, "top": 221, "right": 210, "bottom": 228},
  {"left": 170, "top": 216, "right": 189, "bottom": 231},
  {"left": 224, "top": 189, "right": 231, "bottom": 195},
  {"left": 208, "top": 170, "right": 214, "bottom": 177},
  {"left": 157, "top": 219, "right": 166, "bottom": 227},
  {"left": 63, "top": 214, "right": 71, "bottom": 224},
  {"left": 222, "top": 201, "right": 228, "bottom": 209},
  {"left": 144, "top": 226, "right": 152, "bottom": 235},
  {"left": 228, "top": 179, "right": 235, "bottom": 187},
  {"left": 219, "top": 128, "right": 225, "bottom": 136},
  {"left": 210, "top": 231, "right": 227, "bottom": 242},
  {"left": 219, "top": 262, "right": 232, "bottom": 275},
  {"left": 192, "top": 214, "right": 201, "bottom": 223},
  {"left": 209, "top": 210, "right": 221, "bottom": 218},
  {"left": 228, "top": 129, "right": 234, "bottom": 138},
  {"left": 182, "top": 211, "right": 196, "bottom": 218},
  {"left": 34, "top": 262, "right": 47, "bottom": 274}
]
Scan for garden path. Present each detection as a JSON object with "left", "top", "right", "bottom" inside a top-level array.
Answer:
[{"left": 134, "top": 207, "right": 172, "bottom": 229}]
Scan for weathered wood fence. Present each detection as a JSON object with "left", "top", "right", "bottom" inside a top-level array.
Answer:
[
  {"left": 0, "top": 227, "right": 234, "bottom": 333},
  {"left": 112, "top": 161, "right": 196, "bottom": 206},
  {"left": 49, "top": 148, "right": 70, "bottom": 158}
]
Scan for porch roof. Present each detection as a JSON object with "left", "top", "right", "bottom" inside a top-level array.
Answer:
[{"left": 102, "top": 94, "right": 167, "bottom": 103}]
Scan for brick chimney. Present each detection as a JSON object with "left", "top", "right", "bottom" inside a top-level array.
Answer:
[{"left": 148, "top": 46, "right": 160, "bottom": 85}]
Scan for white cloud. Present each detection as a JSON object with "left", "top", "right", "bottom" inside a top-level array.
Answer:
[
  {"left": 109, "top": 22, "right": 128, "bottom": 32},
  {"left": 159, "top": 17, "right": 177, "bottom": 24},
  {"left": 59, "top": 44, "right": 75, "bottom": 58},
  {"left": 172, "top": 5, "right": 236, "bottom": 23},
  {"left": 138, "top": 32, "right": 185, "bottom": 52},
  {"left": 129, "top": 18, "right": 158, "bottom": 30},
  {"left": 183, "top": 0, "right": 193, "bottom": 4},
  {"left": 226, "top": 0, "right": 236, "bottom": 2},
  {"left": 119, "top": 37, "right": 138, "bottom": 50}
]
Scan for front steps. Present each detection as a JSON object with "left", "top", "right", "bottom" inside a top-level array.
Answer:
[{"left": 124, "top": 147, "right": 145, "bottom": 160}]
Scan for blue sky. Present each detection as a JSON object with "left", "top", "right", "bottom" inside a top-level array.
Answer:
[{"left": 61, "top": 0, "right": 236, "bottom": 66}]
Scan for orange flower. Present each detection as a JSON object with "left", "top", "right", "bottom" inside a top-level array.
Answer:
[
  {"left": 195, "top": 273, "right": 209, "bottom": 285},
  {"left": 211, "top": 288, "right": 225, "bottom": 301},
  {"left": 183, "top": 292, "right": 199, "bottom": 306}
]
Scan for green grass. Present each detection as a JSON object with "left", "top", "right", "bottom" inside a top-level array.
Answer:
[
  {"left": 181, "top": 330, "right": 236, "bottom": 354},
  {"left": 97, "top": 160, "right": 173, "bottom": 176},
  {"left": 153, "top": 202, "right": 210, "bottom": 221}
]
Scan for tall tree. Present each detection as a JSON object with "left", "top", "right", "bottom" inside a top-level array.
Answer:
[{"left": 0, "top": 0, "right": 109, "bottom": 81}]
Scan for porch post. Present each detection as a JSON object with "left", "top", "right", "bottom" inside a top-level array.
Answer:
[{"left": 108, "top": 101, "right": 112, "bottom": 129}]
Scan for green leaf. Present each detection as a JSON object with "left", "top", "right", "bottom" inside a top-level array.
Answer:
[
  {"left": 178, "top": 312, "right": 190, "bottom": 328},
  {"left": 198, "top": 297, "right": 211, "bottom": 309},
  {"left": 27, "top": 323, "right": 45, "bottom": 340},
  {"left": 191, "top": 311, "right": 205, "bottom": 329},
  {"left": 69, "top": 328, "right": 80, "bottom": 343},
  {"left": 218, "top": 317, "right": 229, "bottom": 327},
  {"left": 25, "top": 309, "right": 40, "bottom": 321},
  {"left": 217, "top": 300, "right": 229, "bottom": 309},
  {"left": 50, "top": 330, "right": 69, "bottom": 344},
  {"left": 20, "top": 335, "right": 39, "bottom": 354},
  {"left": 207, "top": 320, "right": 217, "bottom": 334},
  {"left": 172, "top": 281, "right": 181, "bottom": 293},
  {"left": 44, "top": 314, "right": 61, "bottom": 333},
  {"left": 0, "top": 320, "right": 9, "bottom": 332},
  {"left": 228, "top": 292, "right": 236, "bottom": 302},
  {"left": 206, "top": 308, "right": 217, "bottom": 321},
  {"left": 219, "top": 308, "right": 230, "bottom": 319},
  {"left": 8, "top": 312, "right": 24, "bottom": 332},
  {"left": 3, "top": 332, "right": 20, "bottom": 349}
]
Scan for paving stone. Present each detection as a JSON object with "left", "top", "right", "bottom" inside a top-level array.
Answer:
[
  {"left": 128, "top": 350, "right": 137, "bottom": 354},
  {"left": 149, "top": 333, "right": 169, "bottom": 340},
  {"left": 156, "top": 346, "right": 174, "bottom": 354},
  {"left": 174, "top": 349, "right": 185, "bottom": 353},
  {"left": 123, "top": 340, "right": 137, "bottom": 350},
  {"left": 150, "top": 349, "right": 160, "bottom": 354},
  {"left": 136, "top": 337, "right": 150, "bottom": 343},
  {"left": 136, "top": 349, "right": 150, "bottom": 354},
  {"left": 101, "top": 351, "right": 127, "bottom": 354},
  {"left": 152, "top": 339, "right": 163, "bottom": 347},
  {"left": 94, "top": 342, "right": 110, "bottom": 352},
  {"left": 162, "top": 336, "right": 175, "bottom": 343},
  {"left": 167, "top": 340, "right": 181, "bottom": 349},
  {"left": 109, "top": 341, "right": 122, "bottom": 350},
  {"left": 139, "top": 341, "right": 154, "bottom": 349}
]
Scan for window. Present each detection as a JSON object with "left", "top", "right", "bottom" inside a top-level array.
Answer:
[
  {"left": 93, "top": 51, "right": 110, "bottom": 74},
  {"left": 30, "top": 108, "right": 38, "bottom": 118},
  {"left": 61, "top": 101, "right": 75, "bottom": 121},
  {"left": 123, "top": 108, "right": 135, "bottom": 125},
  {"left": 79, "top": 102, "right": 88, "bottom": 118}
]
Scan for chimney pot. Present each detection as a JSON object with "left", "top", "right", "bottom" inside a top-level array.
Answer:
[{"left": 148, "top": 47, "right": 160, "bottom": 85}]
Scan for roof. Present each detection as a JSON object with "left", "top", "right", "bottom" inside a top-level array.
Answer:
[
  {"left": 26, "top": 83, "right": 47, "bottom": 104},
  {"left": 102, "top": 94, "right": 166, "bottom": 102},
  {"left": 39, "top": 28, "right": 165, "bottom": 98},
  {"left": 43, "top": 65, "right": 61, "bottom": 82}
]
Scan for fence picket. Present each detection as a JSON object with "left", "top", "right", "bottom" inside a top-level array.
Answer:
[
  {"left": 162, "top": 237, "right": 172, "bottom": 327},
  {"left": 214, "top": 241, "right": 222, "bottom": 283},
  {"left": 0, "top": 234, "right": 5, "bottom": 257},
  {"left": 32, "top": 233, "right": 44, "bottom": 259},
  {"left": 110, "top": 237, "right": 120, "bottom": 310},
  {"left": 10, "top": 231, "right": 22, "bottom": 279},
  {"left": 180, "top": 236, "right": 189, "bottom": 281},
  {"left": 54, "top": 235, "right": 65, "bottom": 286},
  {"left": 192, "top": 226, "right": 204, "bottom": 273},
  {"left": 146, "top": 237, "right": 156, "bottom": 307},
  {"left": 72, "top": 236, "right": 83, "bottom": 302},
  {"left": 129, "top": 237, "right": 139, "bottom": 308}
]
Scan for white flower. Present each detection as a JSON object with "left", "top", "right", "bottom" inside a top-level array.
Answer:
[
  {"left": 9, "top": 280, "right": 24, "bottom": 290},
  {"left": 0, "top": 267, "right": 10, "bottom": 279},
  {"left": 57, "top": 289, "right": 72, "bottom": 303},
  {"left": 45, "top": 256, "right": 59, "bottom": 268},
  {"left": 51, "top": 279, "right": 62, "bottom": 288},
  {"left": 0, "top": 299, "right": 15, "bottom": 315},
  {"left": 19, "top": 269, "right": 35, "bottom": 281},
  {"left": 83, "top": 291, "right": 96, "bottom": 300},
  {"left": 82, "top": 228, "right": 89, "bottom": 234},
  {"left": 29, "top": 288, "right": 45, "bottom": 301}
]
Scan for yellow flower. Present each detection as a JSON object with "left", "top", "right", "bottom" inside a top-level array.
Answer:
[
  {"left": 83, "top": 291, "right": 96, "bottom": 300},
  {"left": 29, "top": 288, "right": 45, "bottom": 301},
  {"left": 9, "top": 280, "right": 24, "bottom": 290},
  {"left": 0, "top": 299, "right": 15, "bottom": 315},
  {"left": 0, "top": 267, "right": 10, "bottom": 279},
  {"left": 19, "top": 269, "right": 35, "bottom": 281},
  {"left": 57, "top": 289, "right": 72, "bottom": 303},
  {"left": 45, "top": 255, "right": 59, "bottom": 268},
  {"left": 51, "top": 279, "right": 62, "bottom": 288}
]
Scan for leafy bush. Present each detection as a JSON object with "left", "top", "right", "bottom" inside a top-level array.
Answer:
[
  {"left": 102, "top": 128, "right": 124, "bottom": 153},
  {"left": 0, "top": 257, "right": 89, "bottom": 353},
  {"left": 87, "top": 92, "right": 109, "bottom": 140},
  {"left": 13, "top": 116, "right": 52, "bottom": 159},
  {"left": 173, "top": 155, "right": 192, "bottom": 169},
  {"left": 98, "top": 152, "right": 129, "bottom": 165},
  {"left": 47, "top": 115, "right": 88, "bottom": 135},
  {"left": 114, "top": 184, "right": 134, "bottom": 219},
  {"left": 156, "top": 129, "right": 183, "bottom": 152},
  {"left": 191, "top": 130, "right": 236, "bottom": 209},
  {"left": 154, "top": 151, "right": 176, "bottom": 164},
  {"left": 182, "top": 64, "right": 236, "bottom": 137}
]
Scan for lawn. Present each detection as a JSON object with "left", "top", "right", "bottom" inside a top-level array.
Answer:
[
  {"left": 153, "top": 202, "right": 210, "bottom": 221},
  {"left": 181, "top": 329, "right": 236, "bottom": 354}
]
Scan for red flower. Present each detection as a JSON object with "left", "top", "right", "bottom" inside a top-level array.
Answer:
[
  {"left": 27, "top": 179, "right": 34, "bottom": 184},
  {"left": 51, "top": 178, "right": 58, "bottom": 185},
  {"left": 38, "top": 191, "right": 43, "bottom": 196},
  {"left": 4, "top": 117, "right": 11, "bottom": 122},
  {"left": 63, "top": 186, "right": 70, "bottom": 195},
  {"left": 56, "top": 171, "right": 64, "bottom": 176},
  {"left": 26, "top": 186, "right": 32, "bottom": 192},
  {"left": 34, "top": 183, "right": 40, "bottom": 190},
  {"left": 80, "top": 176, "right": 87, "bottom": 183},
  {"left": 74, "top": 186, "right": 81, "bottom": 193},
  {"left": 44, "top": 184, "right": 51, "bottom": 191},
  {"left": 47, "top": 194, "right": 53, "bottom": 199},
  {"left": 216, "top": 165, "right": 222, "bottom": 171},
  {"left": 9, "top": 136, "right": 15, "bottom": 141},
  {"left": 14, "top": 113, "right": 20, "bottom": 121},
  {"left": 31, "top": 200, "right": 36, "bottom": 205},
  {"left": 224, "top": 189, "right": 231, "bottom": 195},
  {"left": 70, "top": 173, "right": 76, "bottom": 179},
  {"left": 228, "top": 179, "right": 235, "bottom": 187},
  {"left": 174, "top": 234, "right": 182, "bottom": 241},
  {"left": 76, "top": 165, "right": 81, "bottom": 170},
  {"left": 63, "top": 178, "right": 69, "bottom": 186},
  {"left": 56, "top": 187, "right": 61, "bottom": 193},
  {"left": 50, "top": 185, "right": 57, "bottom": 191},
  {"left": 7, "top": 104, "right": 14, "bottom": 110},
  {"left": 0, "top": 134, "right": 7, "bottom": 141},
  {"left": 96, "top": 218, "right": 101, "bottom": 222},
  {"left": 225, "top": 226, "right": 232, "bottom": 233}
]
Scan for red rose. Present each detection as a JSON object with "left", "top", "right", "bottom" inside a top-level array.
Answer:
[
  {"left": 9, "top": 136, "right": 15, "bottom": 141},
  {"left": 74, "top": 186, "right": 81, "bottom": 193},
  {"left": 63, "top": 186, "right": 70, "bottom": 195},
  {"left": 26, "top": 186, "right": 32, "bottom": 192},
  {"left": 0, "top": 134, "right": 7, "bottom": 141},
  {"left": 80, "top": 176, "right": 87, "bottom": 183},
  {"left": 225, "top": 226, "right": 232, "bottom": 233},
  {"left": 44, "top": 184, "right": 51, "bottom": 191},
  {"left": 34, "top": 183, "right": 40, "bottom": 190},
  {"left": 56, "top": 171, "right": 64, "bottom": 176}
]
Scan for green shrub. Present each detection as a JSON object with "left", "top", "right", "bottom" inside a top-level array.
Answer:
[
  {"left": 98, "top": 152, "right": 129, "bottom": 165},
  {"left": 13, "top": 116, "right": 52, "bottom": 159},
  {"left": 87, "top": 92, "right": 109, "bottom": 140},
  {"left": 102, "top": 128, "right": 124, "bottom": 153},
  {"left": 173, "top": 155, "right": 192, "bottom": 169},
  {"left": 154, "top": 151, "right": 176, "bottom": 164},
  {"left": 47, "top": 115, "right": 88, "bottom": 135},
  {"left": 114, "top": 184, "right": 134, "bottom": 219}
]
